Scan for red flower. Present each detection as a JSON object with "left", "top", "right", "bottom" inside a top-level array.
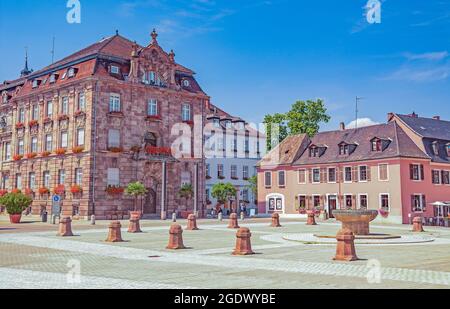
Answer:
[
  {"left": 53, "top": 185, "right": 65, "bottom": 195},
  {"left": 26, "top": 153, "right": 37, "bottom": 159},
  {"left": 13, "top": 154, "right": 23, "bottom": 161},
  {"left": 70, "top": 185, "right": 83, "bottom": 194},
  {"left": 15, "top": 123, "right": 25, "bottom": 129},
  {"left": 379, "top": 209, "right": 390, "bottom": 218},
  {"left": 55, "top": 148, "right": 67, "bottom": 155},
  {"left": 28, "top": 120, "right": 39, "bottom": 128},
  {"left": 11, "top": 188, "right": 22, "bottom": 194},
  {"left": 108, "top": 147, "right": 123, "bottom": 153},
  {"left": 58, "top": 114, "right": 69, "bottom": 121},
  {"left": 183, "top": 120, "right": 194, "bottom": 126},
  {"left": 39, "top": 187, "right": 50, "bottom": 195},
  {"left": 105, "top": 186, "right": 124, "bottom": 195},
  {"left": 0, "top": 190, "right": 8, "bottom": 197},
  {"left": 41, "top": 151, "right": 51, "bottom": 157},
  {"left": 72, "top": 146, "right": 84, "bottom": 154},
  {"left": 74, "top": 110, "right": 86, "bottom": 117},
  {"left": 24, "top": 188, "right": 34, "bottom": 196},
  {"left": 43, "top": 117, "right": 53, "bottom": 124},
  {"left": 145, "top": 146, "right": 172, "bottom": 156},
  {"left": 146, "top": 115, "right": 162, "bottom": 121}
]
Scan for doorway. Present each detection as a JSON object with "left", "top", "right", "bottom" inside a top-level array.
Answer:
[
  {"left": 328, "top": 195, "right": 337, "bottom": 218},
  {"left": 143, "top": 188, "right": 157, "bottom": 215}
]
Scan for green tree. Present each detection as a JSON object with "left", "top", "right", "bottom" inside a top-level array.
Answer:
[
  {"left": 264, "top": 99, "right": 330, "bottom": 150},
  {"left": 211, "top": 183, "right": 237, "bottom": 209},
  {"left": 0, "top": 193, "right": 33, "bottom": 215},
  {"left": 178, "top": 184, "right": 194, "bottom": 211},
  {"left": 246, "top": 176, "right": 258, "bottom": 203},
  {"left": 125, "top": 182, "right": 148, "bottom": 212}
]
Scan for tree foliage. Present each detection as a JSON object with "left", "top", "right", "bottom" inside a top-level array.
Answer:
[
  {"left": 125, "top": 182, "right": 148, "bottom": 211},
  {"left": 264, "top": 99, "right": 331, "bottom": 150},
  {"left": 211, "top": 183, "right": 237, "bottom": 205},
  {"left": 246, "top": 176, "right": 258, "bottom": 199},
  {"left": 0, "top": 193, "right": 33, "bottom": 215}
]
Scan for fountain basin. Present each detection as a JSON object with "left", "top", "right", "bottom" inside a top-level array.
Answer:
[{"left": 333, "top": 210, "right": 378, "bottom": 235}]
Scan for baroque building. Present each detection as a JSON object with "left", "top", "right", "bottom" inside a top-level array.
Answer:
[{"left": 0, "top": 30, "right": 212, "bottom": 220}]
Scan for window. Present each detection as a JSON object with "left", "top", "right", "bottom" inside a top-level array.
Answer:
[
  {"left": 442, "top": 171, "right": 450, "bottom": 185},
  {"left": 298, "top": 195, "right": 306, "bottom": 209},
  {"left": 75, "top": 168, "right": 83, "bottom": 185},
  {"left": 109, "top": 94, "right": 121, "bottom": 112},
  {"left": 217, "top": 136, "right": 224, "bottom": 151},
  {"left": 18, "top": 139, "right": 24, "bottom": 155},
  {"left": 411, "top": 194, "right": 426, "bottom": 212},
  {"left": 217, "top": 164, "right": 224, "bottom": 178},
  {"left": 110, "top": 66, "right": 120, "bottom": 74},
  {"left": 30, "top": 137, "right": 38, "bottom": 153},
  {"left": 224, "top": 121, "right": 232, "bottom": 129},
  {"left": 43, "top": 171, "right": 51, "bottom": 188},
  {"left": 182, "top": 79, "right": 190, "bottom": 87},
  {"left": 76, "top": 128, "right": 85, "bottom": 146},
  {"left": 58, "top": 170, "right": 65, "bottom": 185},
  {"left": 298, "top": 169, "right": 306, "bottom": 184},
  {"left": 339, "top": 144, "right": 349, "bottom": 155},
  {"left": 206, "top": 164, "right": 211, "bottom": 178},
  {"left": 245, "top": 139, "right": 250, "bottom": 153},
  {"left": 371, "top": 139, "right": 382, "bottom": 152},
  {"left": 107, "top": 168, "right": 120, "bottom": 186},
  {"left": 149, "top": 71, "right": 156, "bottom": 84},
  {"left": 432, "top": 142, "right": 439, "bottom": 155},
  {"left": 447, "top": 144, "right": 450, "bottom": 157},
  {"left": 78, "top": 92, "right": 86, "bottom": 111},
  {"left": 309, "top": 146, "right": 319, "bottom": 157},
  {"left": 312, "top": 168, "right": 320, "bottom": 184},
  {"left": 29, "top": 172, "right": 36, "bottom": 190},
  {"left": 148, "top": 99, "right": 158, "bottom": 116},
  {"left": 213, "top": 119, "right": 220, "bottom": 128},
  {"left": 60, "top": 131, "right": 68, "bottom": 148},
  {"left": 18, "top": 108, "right": 25, "bottom": 123},
  {"left": 108, "top": 129, "right": 120, "bottom": 148},
  {"left": 1, "top": 175, "right": 9, "bottom": 190},
  {"left": 68, "top": 68, "right": 76, "bottom": 78},
  {"left": 328, "top": 168, "right": 336, "bottom": 183},
  {"left": 243, "top": 166, "right": 249, "bottom": 179},
  {"left": 242, "top": 188, "right": 249, "bottom": 202},
  {"left": 15, "top": 174, "right": 22, "bottom": 190},
  {"left": 313, "top": 195, "right": 321, "bottom": 208},
  {"left": 410, "top": 164, "right": 424, "bottom": 181},
  {"left": 46, "top": 101, "right": 53, "bottom": 117},
  {"left": 345, "top": 194, "right": 353, "bottom": 209},
  {"left": 264, "top": 172, "right": 272, "bottom": 187},
  {"left": 4, "top": 142, "right": 11, "bottom": 160},
  {"left": 206, "top": 189, "right": 210, "bottom": 201},
  {"left": 344, "top": 166, "right": 352, "bottom": 182},
  {"left": 380, "top": 194, "right": 390, "bottom": 211},
  {"left": 182, "top": 104, "right": 191, "bottom": 122},
  {"left": 61, "top": 97, "right": 69, "bottom": 114},
  {"left": 49, "top": 74, "right": 57, "bottom": 84},
  {"left": 378, "top": 164, "right": 389, "bottom": 181},
  {"left": 359, "top": 166, "right": 368, "bottom": 182},
  {"left": 359, "top": 194, "right": 368, "bottom": 209},
  {"left": 32, "top": 80, "right": 39, "bottom": 88},
  {"left": 432, "top": 170, "right": 441, "bottom": 184},
  {"left": 32, "top": 105, "right": 39, "bottom": 120},
  {"left": 45, "top": 134, "right": 53, "bottom": 151},
  {"left": 231, "top": 165, "right": 238, "bottom": 179},
  {"left": 278, "top": 171, "right": 286, "bottom": 187}
]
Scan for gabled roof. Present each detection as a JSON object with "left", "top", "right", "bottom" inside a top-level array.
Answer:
[
  {"left": 394, "top": 113, "right": 450, "bottom": 141},
  {"left": 258, "top": 134, "right": 310, "bottom": 167}
]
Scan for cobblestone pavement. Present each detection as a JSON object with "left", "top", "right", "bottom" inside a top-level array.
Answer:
[{"left": 1, "top": 215, "right": 449, "bottom": 289}]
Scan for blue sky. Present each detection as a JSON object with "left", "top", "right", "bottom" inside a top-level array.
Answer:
[{"left": 0, "top": 0, "right": 449, "bottom": 131}]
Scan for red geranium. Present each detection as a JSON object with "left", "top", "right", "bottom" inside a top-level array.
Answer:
[
  {"left": 28, "top": 120, "right": 39, "bottom": 128},
  {"left": 39, "top": 187, "right": 50, "bottom": 195},
  {"left": 145, "top": 146, "right": 172, "bottom": 156},
  {"left": 58, "top": 114, "right": 69, "bottom": 121},
  {"left": 24, "top": 188, "right": 34, "bottom": 196},
  {"left": 0, "top": 190, "right": 8, "bottom": 197},
  {"left": 15, "top": 123, "right": 25, "bottom": 129},
  {"left": 13, "top": 154, "right": 23, "bottom": 161},
  {"left": 105, "top": 186, "right": 124, "bottom": 195},
  {"left": 11, "top": 188, "right": 22, "bottom": 194},
  {"left": 72, "top": 146, "right": 84, "bottom": 154},
  {"left": 26, "top": 153, "right": 37, "bottom": 159},
  {"left": 41, "top": 151, "right": 51, "bottom": 157},
  {"left": 53, "top": 185, "right": 65, "bottom": 195},
  {"left": 55, "top": 148, "right": 67, "bottom": 155},
  {"left": 70, "top": 185, "right": 83, "bottom": 194}
]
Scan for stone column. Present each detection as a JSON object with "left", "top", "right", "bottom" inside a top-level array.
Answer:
[
  {"left": 232, "top": 227, "right": 255, "bottom": 256},
  {"left": 161, "top": 160, "right": 167, "bottom": 220},
  {"left": 270, "top": 213, "right": 282, "bottom": 227},
  {"left": 58, "top": 217, "right": 74, "bottom": 237},
  {"left": 106, "top": 221, "right": 123, "bottom": 242},
  {"left": 306, "top": 211, "right": 317, "bottom": 225},
  {"left": 333, "top": 228, "right": 358, "bottom": 262},
  {"left": 228, "top": 213, "right": 240, "bottom": 229},
  {"left": 412, "top": 217, "right": 424, "bottom": 232},
  {"left": 166, "top": 224, "right": 186, "bottom": 250}
]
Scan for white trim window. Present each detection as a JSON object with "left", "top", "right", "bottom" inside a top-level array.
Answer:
[
  {"left": 108, "top": 129, "right": 121, "bottom": 148},
  {"left": 107, "top": 168, "right": 120, "bottom": 186},
  {"left": 344, "top": 166, "right": 352, "bottom": 183},
  {"left": 31, "top": 105, "right": 39, "bottom": 120},
  {"left": 17, "top": 139, "right": 24, "bottom": 155},
  {"left": 264, "top": 171, "right": 272, "bottom": 188},
  {"left": 217, "top": 164, "right": 224, "bottom": 178},
  {"left": 75, "top": 168, "right": 83, "bottom": 186},
  {"left": 76, "top": 128, "right": 85, "bottom": 146},
  {"left": 45, "top": 134, "right": 53, "bottom": 152},
  {"left": 78, "top": 92, "right": 86, "bottom": 111},
  {"left": 60, "top": 131, "right": 68, "bottom": 149},
  {"left": 109, "top": 94, "right": 121, "bottom": 113},
  {"left": 46, "top": 101, "right": 53, "bottom": 117},
  {"left": 110, "top": 66, "right": 120, "bottom": 74},
  {"left": 358, "top": 194, "right": 368, "bottom": 209},
  {"left": 148, "top": 99, "right": 158, "bottom": 116},
  {"left": 380, "top": 194, "right": 390, "bottom": 211},
  {"left": 182, "top": 104, "right": 191, "bottom": 122},
  {"left": 61, "top": 96, "right": 69, "bottom": 115},
  {"left": 278, "top": 171, "right": 286, "bottom": 187},
  {"left": 29, "top": 172, "right": 36, "bottom": 190},
  {"left": 359, "top": 165, "right": 368, "bottom": 182},
  {"left": 30, "top": 136, "right": 38, "bottom": 153},
  {"left": 18, "top": 108, "right": 25, "bottom": 123},
  {"left": 243, "top": 166, "right": 249, "bottom": 179},
  {"left": 312, "top": 168, "right": 321, "bottom": 184},
  {"left": 328, "top": 167, "right": 337, "bottom": 183},
  {"left": 411, "top": 194, "right": 426, "bottom": 212},
  {"left": 5, "top": 142, "right": 11, "bottom": 161},
  {"left": 43, "top": 171, "right": 51, "bottom": 188}
]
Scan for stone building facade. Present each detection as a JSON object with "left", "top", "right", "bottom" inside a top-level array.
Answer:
[{"left": 0, "top": 30, "right": 212, "bottom": 219}]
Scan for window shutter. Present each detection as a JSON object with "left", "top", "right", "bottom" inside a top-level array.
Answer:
[
  {"left": 352, "top": 166, "right": 358, "bottom": 183},
  {"left": 422, "top": 195, "right": 426, "bottom": 212},
  {"left": 411, "top": 195, "right": 415, "bottom": 212},
  {"left": 320, "top": 168, "right": 326, "bottom": 183},
  {"left": 352, "top": 195, "right": 356, "bottom": 209},
  {"left": 308, "top": 169, "right": 312, "bottom": 184},
  {"left": 420, "top": 165, "right": 424, "bottom": 181},
  {"left": 367, "top": 166, "right": 371, "bottom": 181},
  {"left": 409, "top": 164, "right": 414, "bottom": 180}
]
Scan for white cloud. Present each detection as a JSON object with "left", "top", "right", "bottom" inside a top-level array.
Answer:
[
  {"left": 403, "top": 51, "right": 449, "bottom": 61},
  {"left": 346, "top": 118, "right": 379, "bottom": 129}
]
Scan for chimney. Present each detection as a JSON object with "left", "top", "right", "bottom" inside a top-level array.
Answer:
[
  {"left": 433, "top": 116, "right": 440, "bottom": 121},
  {"left": 409, "top": 112, "right": 418, "bottom": 118},
  {"left": 387, "top": 112, "right": 394, "bottom": 122},
  {"left": 339, "top": 122, "right": 346, "bottom": 131}
]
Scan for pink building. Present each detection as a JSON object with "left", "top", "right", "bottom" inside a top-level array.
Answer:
[{"left": 257, "top": 113, "right": 450, "bottom": 224}]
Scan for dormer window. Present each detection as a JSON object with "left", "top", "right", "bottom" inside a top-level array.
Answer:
[
  {"left": 32, "top": 80, "right": 41, "bottom": 89},
  {"left": 309, "top": 146, "right": 319, "bottom": 157},
  {"left": 49, "top": 74, "right": 59, "bottom": 84},
  {"left": 432, "top": 141, "right": 439, "bottom": 156},
  {"left": 339, "top": 143, "right": 349, "bottom": 155},
  {"left": 110, "top": 65, "right": 120, "bottom": 75},
  {"left": 68, "top": 67, "right": 77, "bottom": 78},
  {"left": 182, "top": 79, "right": 190, "bottom": 87},
  {"left": 224, "top": 120, "right": 232, "bottom": 129},
  {"left": 371, "top": 138, "right": 382, "bottom": 152},
  {"left": 1, "top": 93, "right": 8, "bottom": 104},
  {"left": 213, "top": 119, "right": 220, "bottom": 128}
]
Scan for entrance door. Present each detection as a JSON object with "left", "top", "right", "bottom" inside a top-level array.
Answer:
[
  {"left": 328, "top": 195, "right": 337, "bottom": 218},
  {"left": 144, "top": 188, "right": 157, "bottom": 215}
]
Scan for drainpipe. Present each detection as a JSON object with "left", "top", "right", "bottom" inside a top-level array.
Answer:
[{"left": 91, "top": 80, "right": 99, "bottom": 217}]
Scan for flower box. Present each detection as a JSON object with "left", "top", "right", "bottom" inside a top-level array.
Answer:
[
  {"left": 218, "top": 176, "right": 226, "bottom": 180},
  {"left": 206, "top": 176, "right": 212, "bottom": 180},
  {"left": 105, "top": 186, "right": 125, "bottom": 195},
  {"left": 26, "top": 153, "right": 37, "bottom": 159},
  {"left": 108, "top": 111, "right": 124, "bottom": 117},
  {"left": 41, "top": 151, "right": 51, "bottom": 157},
  {"left": 11, "top": 189, "right": 22, "bottom": 194},
  {"left": 38, "top": 187, "right": 50, "bottom": 195},
  {"left": 145, "top": 146, "right": 172, "bottom": 156},
  {"left": 13, "top": 154, "right": 23, "bottom": 161},
  {"left": 43, "top": 117, "right": 53, "bottom": 124},
  {"left": 108, "top": 147, "right": 124, "bottom": 153},
  {"left": 74, "top": 110, "right": 86, "bottom": 117},
  {"left": 28, "top": 120, "right": 39, "bottom": 128},
  {"left": 24, "top": 188, "right": 34, "bottom": 196},
  {"left": 0, "top": 190, "right": 8, "bottom": 197},
  {"left": 58, "top": 114, "right": 69, "bottom": 121},
  {"left": 70, "top": 185, "right": 83, "bottom": 194},
  {"left": 183, "top": 120, "right": 194, "bottom": 126},
  {"left": 72, "top": 146, "right": 84, "bottom": 154},
  {"left": 55, "top": 148, "right": 67, "bottom": 155},
  {"left": 53, "top": 185, "right": 65, "bottom": 195},
  {"left": 231, "top": 177, "right": 239, "bottom": 180},
  {"left": 379, "top": 208, "right": 390, "bottom": 218},
  {"left": 146, "top": 115, "right": 162, "bottom": 121},
  {"left": 130, "top": 146, "right": 141, "bottom": 153},
  {"left": 15, "top": 123, "right": 25, "bottom": 129}
]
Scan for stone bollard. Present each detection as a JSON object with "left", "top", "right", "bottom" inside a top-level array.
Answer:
[
  {"left": 166, "top": 224, "right": 186, "bottom": 250},
  {"left": 106, "top": 221, "right": 124, "bottom": 242},
  {"left": 306, "top": 211, "right": 317, "bottom": 226},
  {"left": 186, "top": 214, "right": 199, "bottom": 231},
  {"left": 240, "top": 211, "right": 245, "bottom": 221},
  {"left": 412, "top": 217, "right": 424, "bottom": 232},
  {"left": 218, "top": 213, "right": 223, "bottom": 222},
  {"left": 58, "top": 217, "right": 74, "bottom": 237},
  {"left": 333, "top": 228, "right": 358, "bottom": 262},
  {"left": 128, "top": 213, "right": 142, "bottom": 233},
  {"left": 228, "top": 213, "right": 240, "bottom": 229},
  {"left": 172, "top": 212, "right": 177, "bottom": 222},
  {"left": 270, "top": 213, "right": 282, "bottom": 227},
  {"left": 232, "top": 227, "right": 255, "bottom": 256},
  {"left": 90, "top": 215, "right": 96, "bottom": 225}
]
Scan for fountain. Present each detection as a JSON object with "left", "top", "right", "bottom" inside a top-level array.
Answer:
[{"left": 333, "top": 209, "right": 378, "bottom": 235}]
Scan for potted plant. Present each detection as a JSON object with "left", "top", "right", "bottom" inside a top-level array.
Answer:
[
  {"left": 15, "top": 122, "right": 25, "bottom": 129},
  {"left": 24, "top": 188, "right": 34, "bottom": 196},
  {"left": 106, "top": 185, "right": 125, "bottom": 195},
  {"left": 125, "top": 182, "right": 148, "bottom": 217},
  {"left": 13, "top": 154, "right": 23, "bottom": 161},
  {"left": 11, "top": 188, "right": 22, "bottom": 194},
  {"left": 379, "top": 208, "right": 390, "bottom": 218},
  {"left": 41, "top": 151, "right": 52, "bottom": 157},
  {"left": 55, "top": 148, "right": 67, "bottom": 155},
  {"left": 54, "top": 185, "right": 65, "bottom": 195},
  {"left": 0, "top": 192, "right": 33, "bottom": 224},
  {"left": 211, "top": 183, "right": 237, "bottom": 213},
  {"left": 58, "top": 114, "right": 69, "bottom": 121},
  {"left": 26, "top": 152, "right": 37, "bottom": 159},
  {"left": 39, "top": 187, "right": 50, "bottom": 196},
  {"left": 72, "top": 146, "right": 84, "bottom": 154},
  {"left": 70, "top": 185, "right": 83, "bottom": 195},
  {"left": 28, "top": 120, "right": 39, "bottom": 128}
]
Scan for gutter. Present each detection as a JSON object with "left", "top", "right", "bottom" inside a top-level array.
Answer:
[{"left": 91, "top": 80, "right": 99, "bottom": 216}]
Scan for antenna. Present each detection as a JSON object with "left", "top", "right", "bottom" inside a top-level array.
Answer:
[
  {"left": 51, "top": 36, "right": 55, "bottom": 64},
  {"left": 355, "top": 96, "right": 364, "bottom": 130}
]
